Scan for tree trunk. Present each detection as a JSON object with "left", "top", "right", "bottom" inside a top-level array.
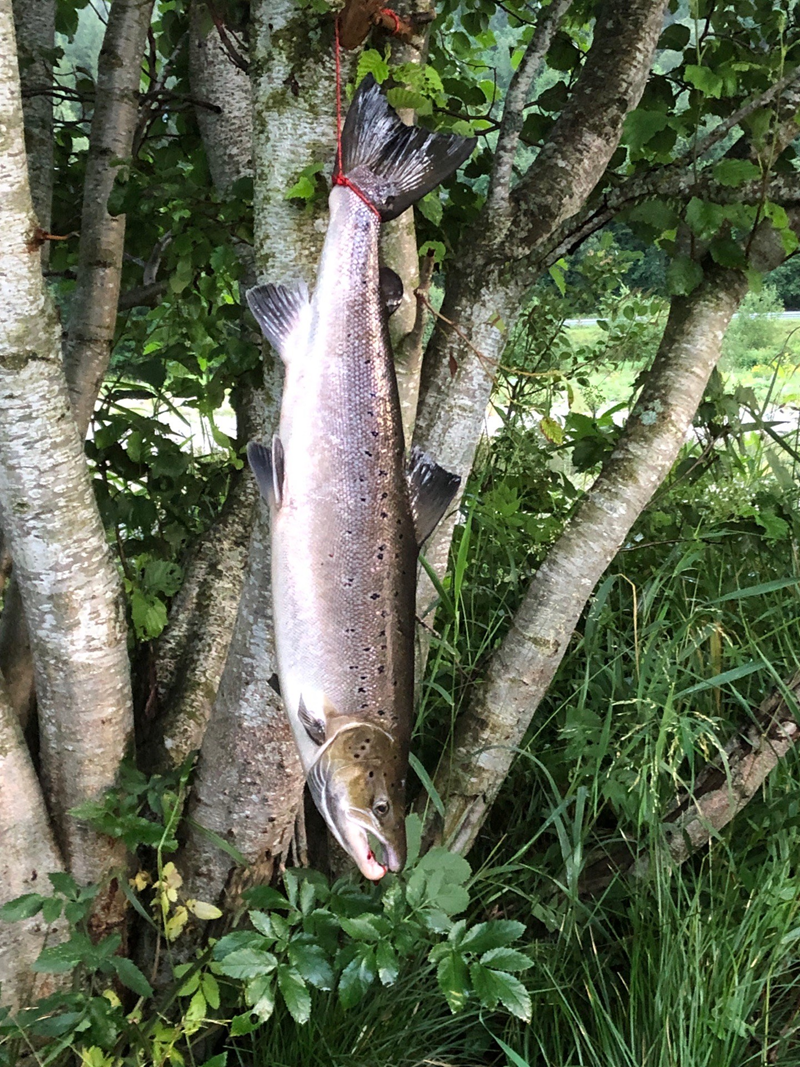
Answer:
[
  {"left": 11, "top": 0, "right": 54, "bottom": 238},
  {"left": 178, "top": 0, "right": 355, "bottom": 904},
  {"left": 62, "top": 0, "right": 155, "bottom": 438},
  {"left": 428, "top": 266, "right": 748, "bottom": 853},
  {"left": 0, "top": 681, "right": 68, "bottom": 1012},
  {"left": 0, "top": 0, "right": 133, "bottom": 885}
]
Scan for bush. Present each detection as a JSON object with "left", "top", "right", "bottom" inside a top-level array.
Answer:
[{"left": 722, "top": 284, "right": 784, "bottom": 367}]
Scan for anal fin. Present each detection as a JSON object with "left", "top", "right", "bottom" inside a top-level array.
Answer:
[
  {"left": 407, "top": 446, "right": 461, "bottom": 545},
  {"left": 247, "top": 434, "right": 285, "bottom": 509}
]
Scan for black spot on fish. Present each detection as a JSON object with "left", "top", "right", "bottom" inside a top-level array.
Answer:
[
  {"left": 371, "top": 430, "right": 379, "bottom": 438},
  {"left": 365, "top": 450, "right": 372, "bottom": 457},
  {"left": 380, "top": 511, "right": 388, "bottom": 519},
  {"left": 378, "top": 709, "right": 385, "bottom": 716},
  {"left": 370, "top": 593, "right": 379, "bottom": 600},
  {"left": 381, "top": 492, "right": 388, "bottom": 500},
  {"left": 358, "top": 687, "right": 365, "bottom": 693},
  {"left": 378, "top": 666, "right": 385, "bottom": 674}
]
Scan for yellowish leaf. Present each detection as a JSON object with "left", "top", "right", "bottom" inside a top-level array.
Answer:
[{"left": 185, "top": 899, "right": 223, "bottom": 921}]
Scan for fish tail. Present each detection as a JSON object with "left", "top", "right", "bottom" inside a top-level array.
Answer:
[{"left": 336, "top": 74, "right": 476, "bottom": 222}]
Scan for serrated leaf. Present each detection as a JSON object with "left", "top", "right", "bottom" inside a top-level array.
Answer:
[
  {"left": 709, "top": 236, "right": 746, "bottom": 269},
  {"left": 285, "top": 175, "right": 315, "bottom": 201},
  {"left": 245, "top": 974, "right": 276, "bottom": 1021},
  {"left": 386, "top": 87, "right": 432, "bottom": 115},
  {"left": 460, "top": 920, "right": 526, "bottom": 955},
  {"left": 435, "top": 885, "right": 470, "bottom": 916},
  {"left": 288, "top": 940, "right": 334, "bottom": 990},
  {"left": 340, "top": 914, "right": 384, "bottom": 941},
  {"left": 277, "top": 964, "right": 311, "bottom": 1024},
  {"left": 215, "top": 947, "right": 277, "bottom": 980},
  {"left": 540, "top": 416, "right": 564, "bottom": 444},
  {"left": 685, "top": 64, "right": 724, "bottom": 97},
  {"left": 376, "top": 941, "right": 399, "bottom": 986},
  {"left": 42, "top": 896, "right": 63, "bottom": 924},
  {"left": 229, "top": 1012, "right": 260, "bottom": 1036},
  {"left": 436, "top": 951, "right": 469, "bottom": 1013},
  {"left": 111, "top": 957, "right": 153, "bottom": 999},
  {"left": 713, "top": 158, "right": 761, "bottom": 187},
  {"left": 666, "top": 254, "right": 703, "bottom": 296},
  {"left": 417, "top": 193, "right": 443, "bottom": 226},
  {"left": 249, "top": 911, "right": 273, "bottom": 938},
  {"left": 685, "top": 198, "right": 727, "bottom": 238},
  {"left": 623, "top": 109, "right": 668, "bottom": 152},
  {"left": 479, "top": 947, "right": 532, "bottom": 972},
  {"left": 185, "top": 899, "right": 222, "bottom": 921},
  {"left": 338, "top": 947, "right": 377, "bottom": 1008},
  {"left": 356, "top": 48, "right": 389, "bottom": 85},
  {"left": 0, "top": 894, "right": 44, "bottom": 921},
  {"left": 201, "top": 972, "right": 220, "bottom": 1010}
]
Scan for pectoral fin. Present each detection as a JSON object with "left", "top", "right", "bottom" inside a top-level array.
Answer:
[
  {"left": 298, "top": 695, "right": 327, "bottom": 745},
  {"left": 246, "top": 280, "right": 310, "bottom": 363},
  {"left": 247, "top": 435, "right": 285, "bottom": 509},
  {"left": 406, "top": 446, "right": 461, "bottom": 546}
]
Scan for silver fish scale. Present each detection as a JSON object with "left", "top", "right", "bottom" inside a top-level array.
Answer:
[{"left": 272, "top": 186, "right": 416, "bottom": 768}]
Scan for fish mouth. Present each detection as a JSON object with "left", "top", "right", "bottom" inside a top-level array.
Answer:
[{"left": 347, "top": 818, "right": 404, "bottom": 880}]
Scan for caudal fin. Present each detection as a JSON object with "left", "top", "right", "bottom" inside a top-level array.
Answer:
[{"left": 337, "top": 74, "right": 476, "bottom": 222}]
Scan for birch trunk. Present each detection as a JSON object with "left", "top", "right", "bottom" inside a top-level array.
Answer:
[
  {"left": 62, "top": 0, "right": 155, "bottom": 438},
  {"left": 413, "top": 0, "right": 667, "bottom": 619},
  {"left": 429, "top": 267, "right": 748, "bottom": 853},
  {"left": 0, "top": 1, "right": 133, "bottom": 884},
  {"left": 11, "top": 0, "right": 54, "bottom": 236},
  {"left": 148, "top": 3, "right": 261, "bottom": 768},
  {"left": 0, "top": 682, "right": 68, "bottom": 1012},
  {"left": 179, "top": 0, "right": 354, "bottom": 905}
]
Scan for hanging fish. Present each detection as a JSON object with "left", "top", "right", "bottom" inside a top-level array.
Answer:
[{"left": 247, "top": 74, "right": 475, "bottom": 880}]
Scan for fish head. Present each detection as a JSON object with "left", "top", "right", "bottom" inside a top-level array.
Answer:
[{"left": 308, "top": 724, "right": 407, "bottom": 880}]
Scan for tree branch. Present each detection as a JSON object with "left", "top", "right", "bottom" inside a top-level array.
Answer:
[
  {"left": 62, "top": 0, "right": 156, "bottom": 439},
  {"left": 485, "top": 0, "right": 573, "bottom": 216},
  {"left": 579, "top": 674, "right": 800, "bottom": 896},
  {"left": 427, "top": 263, "right": 749, "bottom": 855}
]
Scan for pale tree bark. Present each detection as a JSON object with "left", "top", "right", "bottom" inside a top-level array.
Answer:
[
  {"left": 11, "top": 0, "right": 54, "bottom": 236},
  {"left": 0, "top": 0, "right": 133, "bottom": 885},
  {"left": 178, "top": 0, "right": 355, "bottom": 906},
  {"left": 428, "top": 264, "right": 750, "bottom": 853},
  {"left": 0, "top": 681, "right": 68, "bottom": 1012},
  {"left": 148, "top": 2, "right": 261, "bottom": 769},
  {"left": 413, "top": 0, "right": 668, "bottom": 618},
  {"left": 62, "top": 0, "right": 155, "bottom": 438},
  {"left": 0, "top": 2, "right": 55, "bottom": 729},
  {"left": 379, "top": 0, "right": 434, "bottom": 445}
]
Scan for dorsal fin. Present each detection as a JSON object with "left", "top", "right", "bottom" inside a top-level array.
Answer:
[
  {"left": 246, "top": 281, "right": 310, "bottom": 362},
  {"left": 406, "top": 446, "right": 461, "bottom": 546}
]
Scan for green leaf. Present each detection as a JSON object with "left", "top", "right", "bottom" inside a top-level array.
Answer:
[
  {"left": 623, "top": 109, "right": 668, "bottom": 152},
  {"left": 199, "top": 1055, "right": 227, "bottom": 1067},
  {"left": 111, "top": 957, "right": 153, "bottom": 999},
  {"left": 709, "top": 236, "right": 746, "bottom": 269},
  {"left": 42, "top": 896, "right": 64, "bottom": 924},
  {"left": 493, "top": 1034, "right": 533, "bottom": 1067},
  {"left": 229, "top": 1012, "right": 260, "bottom": 1036},
  {"left": 277, "top": 964, "right": 311, "bottom": 1024},
  {"left": 460, "top": 920, "right": 526, "bottom": 955},
  {"left": 249, "top": 912, "right": 273, "bottom": 938},
  {"left": 408, "top": 753, "right": 445, "bottom": 817},
  {"left": 713, "top": 158, "right": 761, "bottom": 187},
  {"left": 436, "top": 950, "right": 469, "bottom": 1013},
  {"left": 246, "top": 974, "right": 276, "bottom": 1022},
  {"left": 479, "top": 947, "right": 532, "bottom": 972},
  {"left": 215, "top": 947, "right": 277, "bottom": 980},
  {"left": 540, "top": 416, "right": 564, "bottom": 445},
  {"left": 0, "top": 894, "right": 44, "bottom": 921},
  {"left": 676, "top": 662, "right": 763, "bottom": 697},
  {"left": 685, "top": 198, "right": 727, "bottom": 239},
  {"left": 338, "top": 946, "right": 377, "bottom": 1008},
  {"left": 666, "top": 255, "right": 703, "bottom": 296},
  {"left": 710, "top": 577, "right": 800, "bottom": 604},
  {"left": 404, "top": 812, "right": 423, "bottom": 868},
  {"left": 376, "top": 941, "right": 399, "bottom": 986},
  {"left": 417, "top": 192, "right": 443, "bottom": 226},
  {"left": 288, "top": 940, "right": 334, "bottom": 990},
  {"left": 470, "top": 964, "right": 532, "bottom": 1021},
  {"left": 340, "top": 914, "right": 385, "bottom": 941},
  {"left": 386, "top": 87, "right": 432, "bottom": 115},
  {"left": 659, "top": 23, "right": 691, "bottom": 50},
  {"left": 685, "top": 64, "right": 724, "bottom": 98},
  {"left": 356, "top": 48, "right": 390, "bottom": 85},
  {"left": 202, "top": 972, "right": 220, "bottom": 1010}
]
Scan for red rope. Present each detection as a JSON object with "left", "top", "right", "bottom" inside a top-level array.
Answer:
[
  {"left": 332, "top": 17, "right": 382, "bottom": 220},
  {"left": 381, "top": 7, "right": 402, "bottom": 35}
]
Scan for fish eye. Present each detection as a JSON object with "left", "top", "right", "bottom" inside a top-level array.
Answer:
[{"left": 373, "top": 799, "right": 390, "bottom": 818}]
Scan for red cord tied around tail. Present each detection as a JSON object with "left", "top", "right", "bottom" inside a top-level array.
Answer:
[
  {"left": 333, "top": 17, "right": 383, "bottom": 220},
  {"left": 380, "top": 7, "right": 403, "bottom": 35}
]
